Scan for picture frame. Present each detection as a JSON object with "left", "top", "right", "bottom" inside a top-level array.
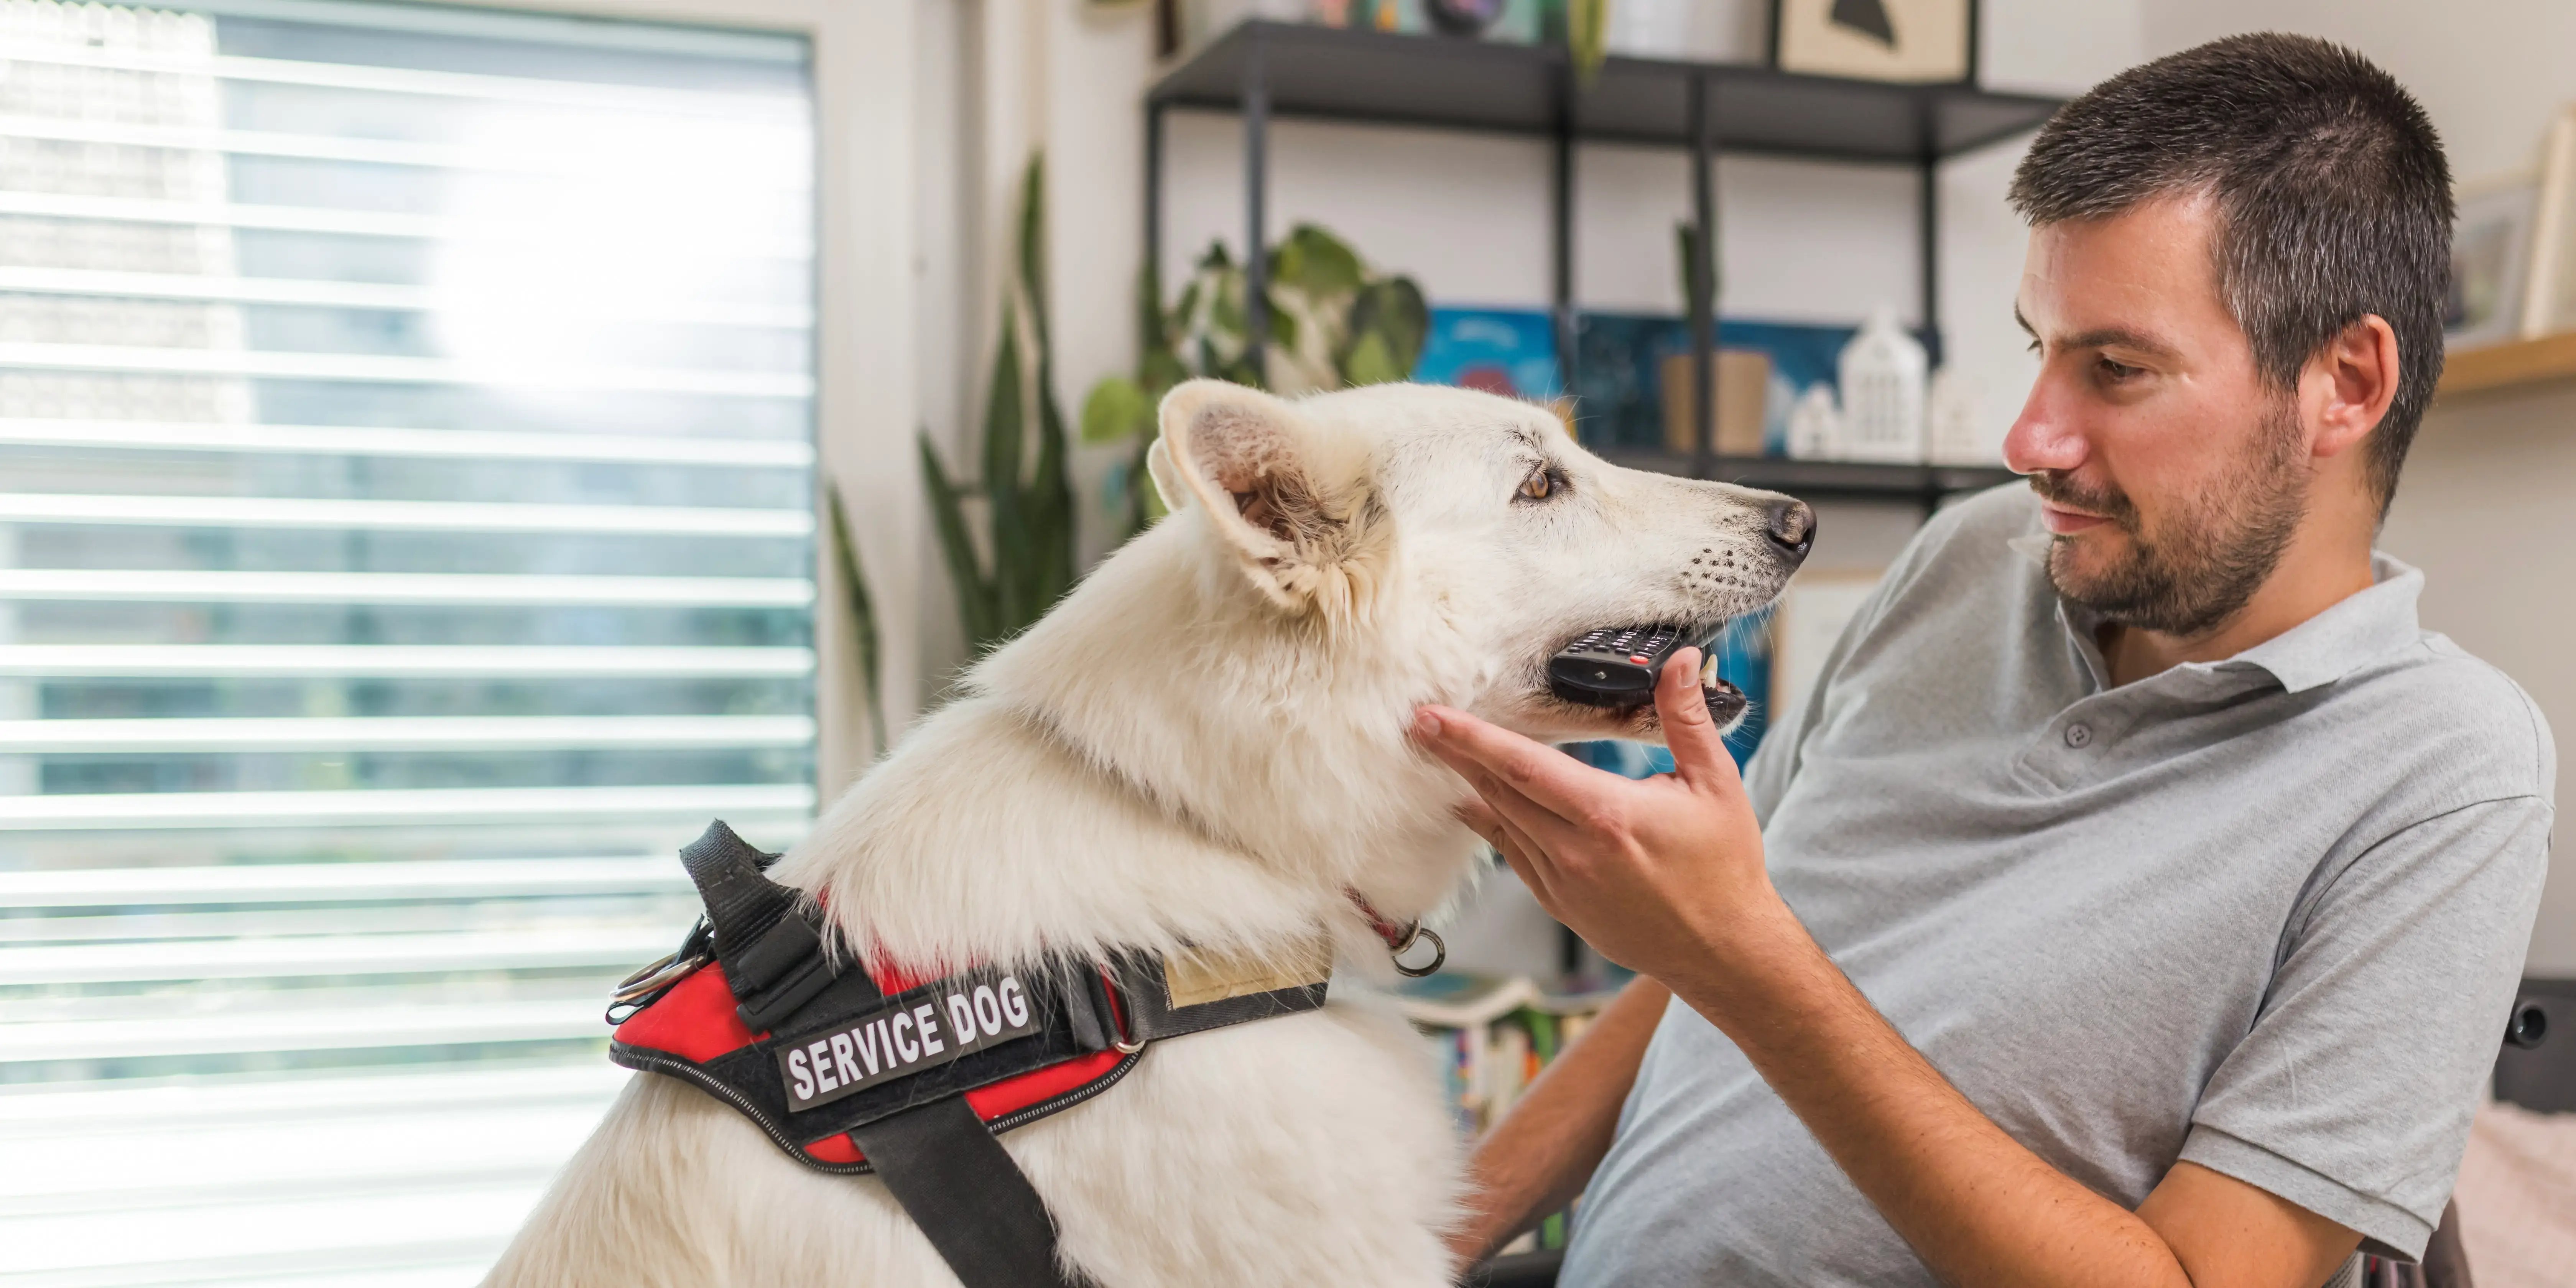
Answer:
[
  {"left": 2519, "top": 107, "right": 2576, "bottom": 339},
  {"left": 2446, "top": 174, "right": 2538, "bottom": 352},
  {"left": 1769, "top": 0, "right": 1975, "bottom": 86}
]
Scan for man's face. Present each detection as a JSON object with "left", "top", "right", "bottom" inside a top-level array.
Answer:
[{"left": 2003, "top": 194, "right": 2311, "bottom": 639}]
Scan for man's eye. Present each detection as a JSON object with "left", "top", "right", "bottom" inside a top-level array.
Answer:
[
  {"left": 1518, "top": 468, "right": 1558, "bottom": 501},
  {"left": 2097, "top": 357, "right": 2141, "bottom": 381}
]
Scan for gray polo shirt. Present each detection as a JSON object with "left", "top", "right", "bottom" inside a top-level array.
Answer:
[{"left": 1562, "top": 484, "right": 2552, "bottom": 1286}]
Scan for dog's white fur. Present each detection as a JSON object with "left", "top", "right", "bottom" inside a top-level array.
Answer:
[{"left": 486, "top": 380, "right": 1801, "bottom": 1288}]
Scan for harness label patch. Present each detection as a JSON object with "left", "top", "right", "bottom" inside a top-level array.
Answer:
[{"left": 776, "top": 968, "right": 1044, "bottom": 1113}]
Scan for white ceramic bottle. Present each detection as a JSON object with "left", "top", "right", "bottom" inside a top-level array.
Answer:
[
  {"left": 1786, "top": 384, "right": 1841, "bottom": 461},
  {"left": 1836, "top": 304, "right": 1928, "bottom": 462}
]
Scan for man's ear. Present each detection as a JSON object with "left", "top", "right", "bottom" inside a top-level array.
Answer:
[{"left": 1156, "top": 378, "right": 1369, "bottom": 611}]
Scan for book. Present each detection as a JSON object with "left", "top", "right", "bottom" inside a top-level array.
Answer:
[{"left": 1398, "top": 971, "right": 1617, "bottom": 1252}]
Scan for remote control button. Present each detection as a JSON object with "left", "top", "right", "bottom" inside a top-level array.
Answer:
[{"left": 1629, "top": 654, "right": 1650, "bottom": 664}]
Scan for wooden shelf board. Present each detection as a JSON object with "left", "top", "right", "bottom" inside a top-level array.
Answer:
[
  {"left": 1596, "top": 447, "right": 2017, "bottom": 502},
  {"left": 2439, "top": 332, "right": 2576, "bottom": 397}
]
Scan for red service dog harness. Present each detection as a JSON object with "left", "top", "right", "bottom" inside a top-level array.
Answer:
[{"left": 604, "top": 821, "right": 1347, "bottom": 1288}]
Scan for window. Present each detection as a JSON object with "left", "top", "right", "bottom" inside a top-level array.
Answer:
[{"left": 0, "top": 0, "right": 818, "bottom": 1280}]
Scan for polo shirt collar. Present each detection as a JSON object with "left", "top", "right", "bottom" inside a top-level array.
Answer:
[
  {"left": 2007, "top": 531, "right": 2425, "bottom": 696},
  {"left": 2226, "top": 554, "right": 2424, "bottom": 694}
]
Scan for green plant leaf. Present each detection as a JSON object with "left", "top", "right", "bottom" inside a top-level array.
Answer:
[
  {"left": 1347, "top": 277, "right": 1429, "bottom": 378},
  {"left": 982, "top": 305, "right": 1028, "bottom": 634},
  {"left": 1342, "top": 328, "right": 1405, "bottom": 387},
  {"left": 1274, "top": 223, "right": 1364, "bottom": 296},
  {"left": 1024, "top": 362, "right": 1076, "bottom": 627},
  {"left": 1017, "top": 155, "right": 1048, "bottom": 352},
  {"left": 918, "top": 433, "right": 998, "bottom": 648},
  {"left": 1081, "top": 375, "right": 1151, "bottom": 445},
  {"left": 1140, "top": 348, "right": 1189, "bottom": 393},
  {"left": 824, "top": 482, "right": 886, "bottom": 757},
  {"left": 1566, "top": 0, "right": 1609, "bottom": 86}
]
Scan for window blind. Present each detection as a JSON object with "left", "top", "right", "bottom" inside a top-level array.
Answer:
[{"left": 0, "top": 1, "right": 817, "bottom": 1281}]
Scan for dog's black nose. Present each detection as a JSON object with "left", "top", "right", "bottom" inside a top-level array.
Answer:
[{"left": 1765, "top": 498, "right": 1815, "bottom": 564}]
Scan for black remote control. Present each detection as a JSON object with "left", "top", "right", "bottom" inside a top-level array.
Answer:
[{"left": 1547, "top": 625, "right": 1688, "bottom": 706}]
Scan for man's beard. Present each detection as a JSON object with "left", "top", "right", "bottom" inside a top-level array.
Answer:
[{"left": 2030, "top": 403, "right": 2310, "bottom": 639}]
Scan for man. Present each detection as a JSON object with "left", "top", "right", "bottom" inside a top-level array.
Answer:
[{"left": 1415, "top": 33, "right": 2552, "bottom": 1288}]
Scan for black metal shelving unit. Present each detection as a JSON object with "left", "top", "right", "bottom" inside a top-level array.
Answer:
[{"left": 1143, "top": 20, "right": 2059, "bottom": 508}]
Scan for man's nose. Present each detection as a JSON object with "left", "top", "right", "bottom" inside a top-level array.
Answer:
[
  {"left": 2001, "top": 380, "right": 2086, "bottom": 476},
  {"left": 1765, "top": 498, "right": 1814, "bottom": 566}
]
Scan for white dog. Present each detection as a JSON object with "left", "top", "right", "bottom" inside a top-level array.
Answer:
[{"left": 485, "top": 379, "right": 1809, "bottom": 1288}]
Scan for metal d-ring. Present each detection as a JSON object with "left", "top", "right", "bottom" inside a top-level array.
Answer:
[
  {"left": 1111, "top": 1036, "right": 1147, "bottom": 1054},
  {"left": 1390, "top": 925, "right": 1446, "bottom": 978}
]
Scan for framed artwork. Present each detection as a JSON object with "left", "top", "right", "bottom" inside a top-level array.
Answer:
[
  {"left": 2447, "top": 174, "right": 2538, "bottom": 351},
  {"left": 2520, "top": 107, "right": 2576, "bottom": 339},
  {"left": 1770, "top": 0, "right": 1973, "bottom": 85}
]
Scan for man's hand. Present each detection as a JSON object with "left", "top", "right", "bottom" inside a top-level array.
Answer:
[{"left": 1413, "top": 649, "right": 1791, "bottom": 985}]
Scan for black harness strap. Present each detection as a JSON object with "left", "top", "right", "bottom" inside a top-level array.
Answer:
[
  {"left": 678, "top": 821, "right": 862, "bottom": 1028},
  {"left": 847, "top": 1096, "right": 1087, "bottom": 1288}
]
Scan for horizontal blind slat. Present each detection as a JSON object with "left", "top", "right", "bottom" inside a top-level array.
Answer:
[
  {"left": 0, "top": 714, "right": 816, "bottom": 752},
  {"left": 0, "top": 114, "right": 814, "bottom": 181},
  {"left": 0, "top": 858, "right": 686, "bottom": 906},
  {"left": 0, "top": 783, "right": 816, "bottom": 829},
  {"left": 0, "top": 927, "right": 672, "bottom": 984},
  {"left": 0, "top": 189, "right": 814, "bottom": 255},
  {"left": 0, "top": 418, "right": 815, "bottom": 467},
  {"left": 0, "top": 342, "right": 816, "bottom": 397},
  {"left": 0, "top": 265, "right": 815, "bottom": 328},
  {"left": 5, "top": 43, "right": 811, "bottom": 117},
  {"left": 0, "top": 569, "right": 815, "bottom": 606},
  {"left": 0, "top": 492, "right": 814, "bottom": 536},
  {"left": 0, "top": 643, "right": 813, "bottom": 677}
]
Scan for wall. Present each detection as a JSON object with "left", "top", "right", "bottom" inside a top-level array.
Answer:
[{"left": 2138, "top": 1, "right": 2576, "bottom": 974}]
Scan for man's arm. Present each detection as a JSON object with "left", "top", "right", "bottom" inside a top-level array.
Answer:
[
  {"left": 1415, "top": 654, "right": 2360, "bottom": 1288},
  {"left": 1448, "top": 975, "right": 1669, "bottom": 1267}
]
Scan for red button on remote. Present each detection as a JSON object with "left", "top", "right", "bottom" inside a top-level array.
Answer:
[{"left": 1629, "top": 654, "right": 1650, "bottom": 664}]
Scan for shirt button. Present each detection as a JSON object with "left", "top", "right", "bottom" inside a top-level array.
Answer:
[{"left": 2064, "top": 723, "right": 2094, "bottom": 749}]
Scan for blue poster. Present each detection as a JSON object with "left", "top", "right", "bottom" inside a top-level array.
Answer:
[{"left": 1414, "top": 308, "right": 1563, "bottom": 401}]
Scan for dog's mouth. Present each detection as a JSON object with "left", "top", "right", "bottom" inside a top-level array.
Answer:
[{"left": 1541, "top": 621, "right": 1748, "bottom": 729}]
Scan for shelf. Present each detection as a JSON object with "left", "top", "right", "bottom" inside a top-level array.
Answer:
[
  {"left": 2438, "top": 332, "right": 2576, "bottom": 398},
  {"left": 1150, "top": 22, "right": 2064, "bottom": 163},
  {"left": 1597, "top": 448, "right": 2018, "bottom": 503}
]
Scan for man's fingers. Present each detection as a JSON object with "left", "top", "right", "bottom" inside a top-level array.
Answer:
[
  {"left": 1656, "top": 648, "right": 1744, "bottom": 793},
  {"left": 1449, "top": 799, "right": 1557, "bottom": 908},
  {"left": 1413, "top": 705, "right": 1609, "bottom": 826},
  {"left": 1490, "top": 812, "right": 1561, "bottom": 912},
  {"left": 1464, "top": 760, "right": 1589, "bottom": 861}
]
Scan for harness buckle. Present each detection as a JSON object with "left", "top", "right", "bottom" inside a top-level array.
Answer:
[{"left": 607, "top": 916, "right": 712, "bottom": 1024}]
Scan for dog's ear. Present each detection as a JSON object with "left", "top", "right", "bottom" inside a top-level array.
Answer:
[
  {"left": 1145, "top": 433, "right": 1191, "bottom": 513},
  {"left": 1156, "top": 378, "right": 1372, "bottom": 612}
]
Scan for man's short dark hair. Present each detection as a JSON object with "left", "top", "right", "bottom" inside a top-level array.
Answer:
[{"left": 2008, "top": 33, "right": 2451, "bottom": 513}]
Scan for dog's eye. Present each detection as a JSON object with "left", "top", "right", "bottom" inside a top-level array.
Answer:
[{"left": 1518, "top": 467, "right": 1559, "bottom": 502}]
